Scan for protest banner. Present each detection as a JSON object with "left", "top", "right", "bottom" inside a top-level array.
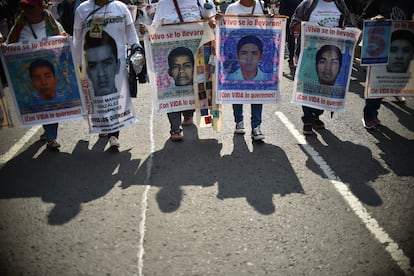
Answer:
[
  {"left": 144, "top": 21, "right": 204, "bottom": 114},
  {"left": 1, "top": 36, "right": 84, "bottom": 127},
  {"left": 291, "top": 22, "right": 361, "bottom": 112},
  {"left": 365, "top": 21, "right": 414, "bottom": 98},
  {"left": 361, "top": 20, "right": 392, "bottom": 65},
  {"left": 215, "top": 15, "right": 286, "bottom": 104},
  {"left": 77, "top": 14, "right": 137, "bottom": 134}
]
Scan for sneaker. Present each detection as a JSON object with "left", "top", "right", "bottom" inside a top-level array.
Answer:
[
  {"left": 303, "top": 123, "right": 314, "bottom": 135},
  {"left": 46, "top": 140, "right": 60, "bottom": 150},
  {"left": 312, "top": 119, "right": 325, "bottom": 129},
  {"left": 109, "top": 136, "right": 120, "bottom": 148},
  {"left": 182, "top": 117, "right": 193, "bottom": 126},
  {"left": 362, "top": 117, "right": 378, "bottom": 129},
  {"left": 234, "top": 121, "right": 245, "bottom": 134},
  {"left": 251, "top": 126, "right": 265, "bottom": 141},
  {"left": 170, "top": 131, "right": 183, "bottom": 142},
  {"left": 394, "top": 96, "right": 406, "bottom": 103}
]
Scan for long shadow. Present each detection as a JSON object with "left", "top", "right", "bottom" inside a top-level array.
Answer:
[
  {"left": 134, "top": 128, "right": 304, "bottom": 215},
  {"left": 369, "top": 125, "right": 414, "bottom": 177},
  {"left": 306, "top": 129, "right": 388, "bottom": 206},
  {"left": 217, "top": 135, "right": 304, "bottom": 215},
  {"left": 0, "top": 138, "right": 140, "bottom": 225},
  {"left": 381, "top": 101, "right": 414, "bottom": 132}
]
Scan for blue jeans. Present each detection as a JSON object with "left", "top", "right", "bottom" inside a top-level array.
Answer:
[
  {"left": 43, "top": 123, "right": 58, "bottom": 140},
  {"left": 301, "top": 106, "right": 324, "bottom": 124},
  {"left": 233, "top": 104, "right": 262, "bottom": 128},
  {"left": 363, "top": 98, "right": 382, "bottom": 119}
]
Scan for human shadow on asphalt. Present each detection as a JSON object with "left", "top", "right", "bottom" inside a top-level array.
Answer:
[
  {"left": 381, "top": 101, "right": 414, "bottom": 132},
  {"left": 132, "top": 124, "right": 221, "bottom": 212},
  {"left": 368, "top": 125, "right": 414, "bottom": 177},
  {"left": 217, "top": 135, "right": 304, "bottom": 215},
  {"left": 305, "top": 129, "right": 388, "bottom": 206},
  {"left": 0, "top": 138, "right": 140, "bottom": 225},
  {"left": 133, "top": 126, "right": 304, "bottom": 215}
]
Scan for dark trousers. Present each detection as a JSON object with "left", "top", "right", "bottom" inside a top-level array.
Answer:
[
  {"left": 168, "top": 110, "right": 194, "bottom": 133},
  {"left": 363, "top": 98, "right": 382, "bottom": 119},
  {"left": 302, "top": 106, "right": 324, "bottom": 124}
]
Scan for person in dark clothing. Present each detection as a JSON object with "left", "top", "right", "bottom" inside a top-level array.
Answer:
[
  {"left": 360, "top": 0, "right": 414, "bottom": 129},
  {"left": 279, "top": 0, "right": 301, "bottom": 75}
]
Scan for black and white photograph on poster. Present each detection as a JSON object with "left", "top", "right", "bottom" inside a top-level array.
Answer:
[
  {"left": 74, "top": 0, "right": 138, "bottom": 134},
  {"left": 365, "top": 21, "right": 414, "bottom": 98}
]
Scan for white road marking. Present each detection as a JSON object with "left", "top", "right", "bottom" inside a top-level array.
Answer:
[
  {"left": 0, "top": 126, "right": 41, "bottom": 170},
  {"left": 137, "top": 102, "right": 154, "bottom": 276},
  {"left": 276, "top": 111, "right": 413, "bottom": 276}
]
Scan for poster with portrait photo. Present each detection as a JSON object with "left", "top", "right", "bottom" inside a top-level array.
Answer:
[
  {"left": 365, "top": 21, "right": 414, "bottom": 98},
  {"left": 144, "top": 21, "right": 204, "bottom": 114},
  {"left": 215, "top": 15, "right": 286, "bottom": 104},
  {"left": 361, "top": 20, "right": 392, "bottom": 65},
  {"left": 1, "top": 36, "right": 84, "bottom": 127},
  {"left": 79, "top": 28, "right": 137, "bottom": 134},
  {"left": 291, "top": 22, "right": 361, "bottom": 112}
]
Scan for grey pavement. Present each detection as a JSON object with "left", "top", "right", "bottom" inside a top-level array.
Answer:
[{"left": 0, "top": 60, "right": 413, "bottom": 276}]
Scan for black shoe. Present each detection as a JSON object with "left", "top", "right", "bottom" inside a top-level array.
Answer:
[
  {"left": 303, "top": 124, "right": 314, "bottom": 135},
  {"left": 312, "top": 119, "right": 325, "bottom": 129}
]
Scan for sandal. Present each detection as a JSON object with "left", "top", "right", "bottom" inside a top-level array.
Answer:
[{"left": 47, "top": 140, "right": 61, "bottom": 150}]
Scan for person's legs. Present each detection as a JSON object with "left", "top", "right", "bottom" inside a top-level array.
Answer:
[
  {"left": 250, "top": 104, "right": 262, "bottom": 128},
  {"left": 233, "top": 104, "right": 243, "bottom": 123},
  {"left": 286, "top": 18, "right": 295, "bottom": 71},
  {"left": 43, "top": 123, "right": 58, "bottom": 140},
  {"left": 251, "top": 104, "right": 264, "bottom": 140},
  {"left": 108, "top": 131, "right": 120, "bottom": 148},
  {"left": 233, "top": 104, "right": 245, "bottom": 134},
  {"left": 108, "top": 131, "right": 119, "bottom": 138},
  {"left": 302, "top": 106, "right": 324, "bottom": 135},
  {"left": 363, "top": 98, "right": 382, "bottom": 128},
  {"left": 168, "top": 111, "right": 183, "bottom": 141},
  {"left": 182, "top": 109, "right": 194, "bottom": 126},
  {"left": 43, "top": 123, "right": 60, "bottom": 149}
]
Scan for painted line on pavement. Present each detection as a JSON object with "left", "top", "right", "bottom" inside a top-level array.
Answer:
[
  {"left": 276, "top": 111, "right": 413, "bottom": 276},
  {"left": 137, "top": 103, "right": 154, "bottom": 276},
  {"left": 0, "top": 125, "right": 41, "bottom": 170}
]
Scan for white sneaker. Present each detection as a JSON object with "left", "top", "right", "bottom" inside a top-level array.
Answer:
[
  {"left": 109, "top": 136, "right": 120, "bottom": 148},
  {"left": 234, "top": 121, "right": 245, "bottom": 134},
  {"left": 251, "top": 126, "right": 265, "bottom": 141},
  {"left": 394, "top": 96, "right": 406, "bottom": 103}
]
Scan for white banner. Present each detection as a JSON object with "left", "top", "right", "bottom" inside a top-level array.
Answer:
[
  {"left": 365, "top": 20, "right": 414, "bottom": 98},
  {"left": 215, "top": 15, "right": 286, "bottom": 104},
  {"left": 144, "top": 21, "right": 204, "bottom": 114},
  {"left": 1, "top": 36, "right": 84, "bottom": 127},
  {"left": 291, "top": 22, "right": 361, "bottom": 112}
]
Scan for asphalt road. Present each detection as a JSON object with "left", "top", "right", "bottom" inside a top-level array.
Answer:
[{"left": 0, "top": 60, "right": 413, "bottom": 276}]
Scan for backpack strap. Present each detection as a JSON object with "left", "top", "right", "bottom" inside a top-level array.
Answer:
[{"left": 172, "top": 0, "right": 184, "bottom": 22}]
